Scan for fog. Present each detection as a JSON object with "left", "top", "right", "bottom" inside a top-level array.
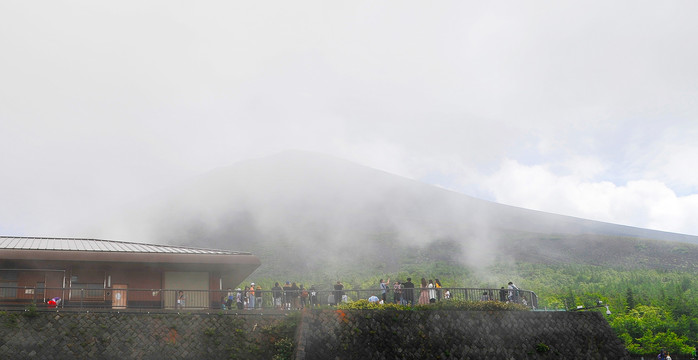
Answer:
[
  {"left": 2, "top": 1, "right": 698, "bottom": 249},
  {"left": 94, "top": 151, "right": 505, "bottom": 273},
  {"left": 70, "top": 150, "right": 693, "bottom": 285}
]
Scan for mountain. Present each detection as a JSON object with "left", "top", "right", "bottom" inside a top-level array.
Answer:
[{"left": 101, "top": 150, "right": 698, "bottom": 275}]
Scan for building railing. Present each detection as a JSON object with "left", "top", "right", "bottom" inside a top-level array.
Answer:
[{"left": 0, "top": 286, "right": 537, "bottom": 311}]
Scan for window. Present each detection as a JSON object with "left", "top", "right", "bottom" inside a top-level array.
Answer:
[
  {"left": 0, "top": 281, "right": 18, "bottom": 298},
  {"left": 71, "top": 283, "right": 104, "bottom": 299},
  {"left": 36, "top": 282, "right": 45, "bottom": 295}
]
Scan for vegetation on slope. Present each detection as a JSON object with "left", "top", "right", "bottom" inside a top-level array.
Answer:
[
  {"left": 250, "top": 258, "right": 698, "bottom": 356},
  {"left": 234, "top": 229, "right": 698, "bottom": 356}
]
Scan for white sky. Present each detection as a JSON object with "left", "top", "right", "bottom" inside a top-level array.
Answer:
[{"left": 1, "top": 1, "right": 697, "bottom": 237}]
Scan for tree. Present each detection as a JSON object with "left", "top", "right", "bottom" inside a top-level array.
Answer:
[
  {"left": 626, "top": 287, "right": 636, "bottom": 311},
  {"left": 609, "top": 305, "right": 693, "bottom": 355},
  {"left": 563, "top": 290, "right": 576, "bottom": 310}
]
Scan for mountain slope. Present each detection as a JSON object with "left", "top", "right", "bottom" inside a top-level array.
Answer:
[{"left": 101, "top": 150, "right": 698, "bottom": 274}]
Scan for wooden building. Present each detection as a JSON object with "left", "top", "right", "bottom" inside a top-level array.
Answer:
[{"left": 0, "top": 236, "right": 260, "bottom": 309}]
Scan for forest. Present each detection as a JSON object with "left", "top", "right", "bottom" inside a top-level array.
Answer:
[
  {"left": 248, "top": 236, "right": 698, "bottom": 356},
  {"left": 490, "top": 262, "right": 698, "bottom": 355}
]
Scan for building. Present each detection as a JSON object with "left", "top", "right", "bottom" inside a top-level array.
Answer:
[{"left": 0, "top": 236, "right": 261, "bottom": 309}]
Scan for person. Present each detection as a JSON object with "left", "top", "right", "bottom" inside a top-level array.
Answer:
[
  {"left": 255, "top": 283, "right": 263, "bottom": 309},
  {"left": 435, "top": 279, "right": 442, "bottom": 301},
  {"left": 499, "top": 287, "right": 508, "bottom": 302},
  {"left": 283, "top": 281, "right": 292, "bottom": 310},
  {"left": 272, "top": 282, "right": 283, "bottom": 309},
  {"left": 368, "top": 295, "right": 380, "bottom": 304},
  {"left": 236, "top": 288, "right": 244, "bottom": 310},
  {"left": 309, "top": 285, "right": 318, "bottom": 307},
  {"left": 658, "top": 349, "right": 667, "bottom": 360},
  {"left": 176, "top": 290, "right": 186, "bottom": 309},
  {"left": 403, "top": 277, "right": 415, "bottom": 306},
  {"left": 290, "top": 282, "right": 300, "bottom": 309},
  {"left": 333, "top": 281, "right": 344, "bottom": 306},
  {"left": 666, "top": 352, "right": 672, "bottom": 360},
  {"left": 507, "top": 282, "right": 519, "bottom": 303},
  {"left": 418, "top": 278, "right": 430, "bottom": 305},
  {"left": 379, "top": 278, "right": 391, "bottom": 303},
  {"left": 428, "top": 279, "right": 436, "bottom": 303},
  {"left": 47, "top": 297, "right": 61, "bottom": 308},
  {"left": 480, "top": 291, "right": 489, "bottom": 301},
  {"left": 393, "top": 281, "right": 402, "bottom": 304},
  {"left": 300, "top": 284, "right": 308, "bottom": 309},
  {"left": 226, "top": 288, "right": 234, "bottom": 310},
  {"left": 443, "top": 288, "right": 451, "bottom": 300},
  {"left": 247, "top": 283, "right": 256, "bottom": 309}
]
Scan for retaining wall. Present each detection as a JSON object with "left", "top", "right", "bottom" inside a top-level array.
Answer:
[
  {"left": 0, "top": 310, "right": 293, "bottom": 359},
  {"left": 0, "top": 309, "right": 629, "bottom": 359},
  {"left": 297, "top": 310, "right": 629, "bottom": 360}
]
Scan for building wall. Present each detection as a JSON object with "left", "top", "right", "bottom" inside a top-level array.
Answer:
[
  {"left": 163, "top": 271, "right": 210, "bottom": 309},
  {"left": 15, "top": 271, "right": 47, "bottom": 301},
  {"left": 0, "top": 270, "right": 65, "bottom": 304},
  {"left": 108, "top": 267, "right": 163, "bottom": 304},
  {"left": 0, "top": 263, "right": 224, "bottom": 309}
]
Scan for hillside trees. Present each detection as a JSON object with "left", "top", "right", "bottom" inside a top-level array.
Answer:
[
  {"left": 509, "top": 263, "right": 698, "bottom": 355},
  {"left": 247, "top": 243, "right": 698, "bottom": 356},
  {"left": 610, "top": 305, "right": 693, "bottom": 354},
  {"left": 625, "top": 288, "right": 636, "bottom": 311}
]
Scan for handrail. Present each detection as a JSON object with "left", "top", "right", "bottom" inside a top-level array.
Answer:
[{"left": 0, "top": 286, "right": 537, "bottom": 310}]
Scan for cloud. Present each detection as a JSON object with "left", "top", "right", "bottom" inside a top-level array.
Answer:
[
  {"left": 1, "top": 1, "right": 697, "bottom": 239},
  {"left": 482, "top": 159, "right": 698, "bottom": 236}
]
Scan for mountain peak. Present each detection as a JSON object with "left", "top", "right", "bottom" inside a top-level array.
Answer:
[{"left": 99, "top": 151, "right": 698, "bottom": 274}]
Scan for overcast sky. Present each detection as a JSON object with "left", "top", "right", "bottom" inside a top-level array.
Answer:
[{"left": 1, "top": 1, "right": 697, "bottom": 238}]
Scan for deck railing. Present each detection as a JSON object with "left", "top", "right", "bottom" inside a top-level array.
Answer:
[{"left": 0, "top": 286, "right": 537, "bottom": 311}]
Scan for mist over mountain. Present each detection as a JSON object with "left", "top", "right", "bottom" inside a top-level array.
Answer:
[{"left": 100, "top": 151, "right": 698, "bottom": 276}]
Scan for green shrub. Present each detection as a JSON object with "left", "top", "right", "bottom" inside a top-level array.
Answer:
[
  {"left": 337, "top": 299, "right": 410, "bottom": 310},
  {"left": 337, "top": 299, "right": 529, "bottom": 311},
  {"left": 272, "top": 338, "right": 294, "bottom": 360},
  {"left": 23, "top": 303, "right": 39, "bottom": 318},
  {"left": 1, "top": 312, "right": 19, "bottom": 328},
  {"left": 536, "top": 342, "right": 550, "bottom": 353},
  {"left": 425, "top": 299, "right": 529, "bottom": 311}
]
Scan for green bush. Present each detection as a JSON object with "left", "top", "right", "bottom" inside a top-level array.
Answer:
[
  {"left": 1, "top": 312, "right": 19, "bottom": 328},
  {"left": 272, "top": 338, "right": 294, "bottom": 360},
  {"left": 23, "top": 304, "right": 39, "bottom": 318},
  {"left": 337, "top": 299, "right": 529, "bottom": 311}
]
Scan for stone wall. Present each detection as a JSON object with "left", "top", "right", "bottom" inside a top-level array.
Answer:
[
  {"left": 1, "top": 309, "right": 629, "bottom": 359},
  {"left": 0, "top": 310, "right": 295, "bottom": 359},
  {"left": 296, "top": 310, "right": 630, "bottom": 360}
]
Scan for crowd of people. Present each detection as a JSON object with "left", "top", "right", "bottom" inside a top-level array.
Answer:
[
  {"left": 221, "top": 278, "right": 526, "bottom": 310},
  {"left": 371, "top": 278, "right": 522, "bottom": 306}
]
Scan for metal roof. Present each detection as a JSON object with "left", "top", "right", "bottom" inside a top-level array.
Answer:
[{"left": 0, "top": 236, "right": 251, "bottom": 255}]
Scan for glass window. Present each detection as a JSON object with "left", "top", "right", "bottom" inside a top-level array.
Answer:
[
  {"left": 71, "top": 283, "right": 104, "bottom": 299},
  {"left": 0, "top": 281, "right": 18, "bottom": 298}
]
